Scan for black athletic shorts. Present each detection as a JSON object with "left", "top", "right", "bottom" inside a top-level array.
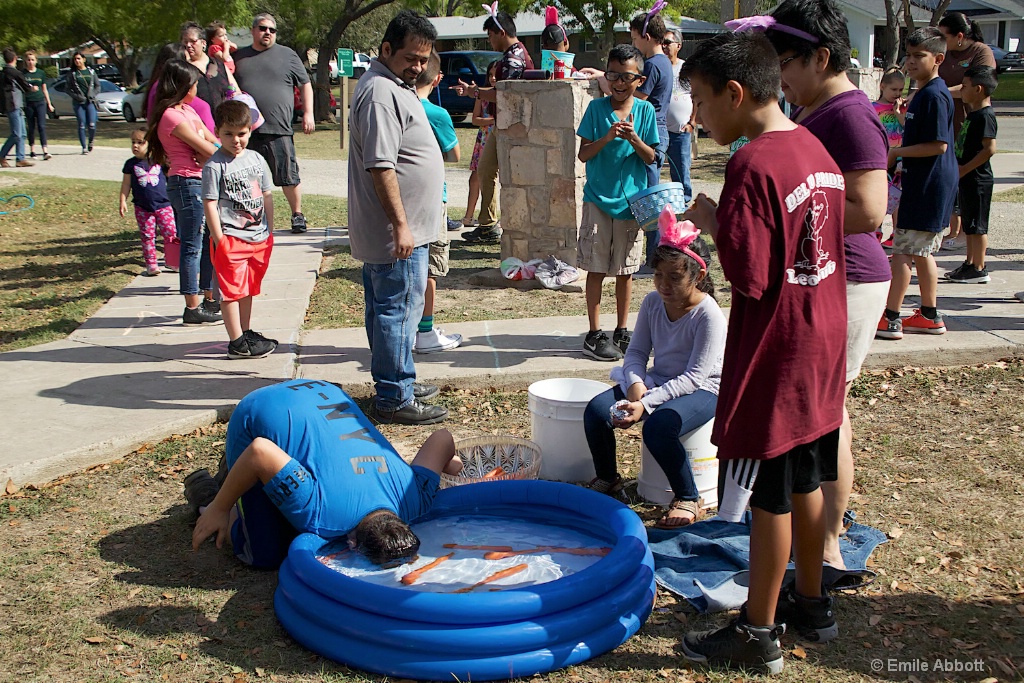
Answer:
[
  {"left": 958, "top": 181, "right": 992, "bottom": 235},
  {"left": 742, "top": 428, "right": 840, "bottom": 515},
  {"left": 249, "top": 133, "right": 300, "bottom": 187}
]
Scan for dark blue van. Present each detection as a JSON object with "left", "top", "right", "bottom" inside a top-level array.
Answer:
[{"left": 431, "top": 50, "right": 502, "bottom": 121}]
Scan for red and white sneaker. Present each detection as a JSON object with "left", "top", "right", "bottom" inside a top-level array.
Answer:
[
  {"left": 902, "top": 309, "right": 946, "bottom": 335},
  {"left": 876, "top": 315, "right": 903, "bottom": 340}
]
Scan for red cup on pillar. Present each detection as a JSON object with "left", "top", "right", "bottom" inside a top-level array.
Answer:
[{"left": 554, "top": 59, "right": 567, "bottom": 79}]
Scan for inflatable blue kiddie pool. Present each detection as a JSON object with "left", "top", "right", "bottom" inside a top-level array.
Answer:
[{"left": 274, "top": 479, "right": 655, "bottom": 681}]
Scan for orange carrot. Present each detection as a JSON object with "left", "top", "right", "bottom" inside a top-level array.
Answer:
[
  {"left": 483, "top": 546, "right": 612, "bottom": 560},
  {"left": 453, "top": 563, "right": 528, "bottom": 593},
  {"left": 442, "top": 544, "right": 514, "bottom": 552},
  {"left": 400, "top": 552, "right": 454, "bottom": 585},
  {"left": 484, "top": 466, "right": 506, "bottom": 478}
]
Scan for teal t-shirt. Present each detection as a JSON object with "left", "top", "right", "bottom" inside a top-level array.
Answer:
[
  {"left": 577, "top": 96, "right": 659, "bottom": 220},
  {"left": 421, "top": 97, "right": 458, "bottom": 204},
  {"left": 21, "top": 69, "right": 46, "bottom": 104}
]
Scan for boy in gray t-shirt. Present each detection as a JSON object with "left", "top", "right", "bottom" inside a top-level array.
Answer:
[{"left": 202, "top": 100, "right": 277, "bottom": 360}]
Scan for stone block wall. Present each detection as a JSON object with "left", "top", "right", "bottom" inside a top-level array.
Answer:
[{"left": 495, "top": 79, "right": 603, "bottom": 264}]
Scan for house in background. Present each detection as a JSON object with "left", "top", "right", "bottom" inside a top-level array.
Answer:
[
  {"left": 839, "top": 0, "right": 931, "bottom": 66},
  {"left": 946, "top": 0, "right": 1024, "bottom": 50},
  {"left": 428, "top": 12, "right": 724, "bottom": 69}
]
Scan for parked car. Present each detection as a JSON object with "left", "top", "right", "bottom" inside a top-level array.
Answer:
[
  {"left": 94, "top": 63, "right": 122, "bottom": 84},
  {"left": 433, "top": 50, "right": 502, "bottom": 122},
  {"left": 122, "top": 81, "right": 149, "bottom": 122},
  {"left": 988, "top": 44, "right": 1023, "bottom": 73},
  {"left": 328, "top": 52, "right": 371, "bottom": 83},
  {"left": 48, "top": 78, "right": 127, "bottom": 120}
]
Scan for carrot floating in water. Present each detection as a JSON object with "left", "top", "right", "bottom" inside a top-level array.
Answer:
[
  {"left": 442, "top": 544, "right": 514, "bottom": 552},
  {"left": 400, "top": 552, "right": 455, "bottom": 585},
  {"left": 453, "top": 563, "right": 528, "bottom": 594},
  {"left": 483, "top": 546, "right": 613, "bottom": 560},
  {"left": 484, "top": 466, "right": 506, "bottom": 478}
]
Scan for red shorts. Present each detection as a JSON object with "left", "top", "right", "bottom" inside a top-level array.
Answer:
[{"left": 212, "top": 233, "right": 273, "bottom": 302}]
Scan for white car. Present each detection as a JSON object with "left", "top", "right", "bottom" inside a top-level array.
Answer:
[
  {"left": 121, "top": 81, "right": 149, "bottom": 122},
  {"left": 48, "top": 78, "right": 127, "bottom": 120},
  {"left": 329, "top": 52, "right": 371, "bottom": 82}
]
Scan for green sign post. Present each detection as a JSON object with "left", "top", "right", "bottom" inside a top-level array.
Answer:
[
  {"left": 336, "top": 48, "right": 355, "bottom": 150},
  {"left": 336, "top": 48, "right": 354, "bottom": 78}
]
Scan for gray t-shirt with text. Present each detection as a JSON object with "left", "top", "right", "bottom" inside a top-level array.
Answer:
[
  {"left": 347, "top": 59, "right": 444, "bottom": 264},
  {"left": 202, "top": 148, "right": 273, "bottom": 243}
]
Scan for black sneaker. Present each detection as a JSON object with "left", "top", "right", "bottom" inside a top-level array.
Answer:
[
  {"left": 202, "top": 298, "right": 221, "bottom": 314},
  {"left": 245, "top": 329, "right": 279, "bottom": 346},
  {"left": 681, "top": 610, "right": 785, "bottom": 675},
  {"left": 462, "top": 225, "right": 501, "bottom": 244},
  {"left": 228, "top": 334, "right": 276, "bottom": 359},
  {"left": 183, "top": 469, "right": 220, "bottom": 517},
  {"left": 373, "top": 399, "right": 448, "bottom": 425},
  {"left": 412, "top": 382, "right": 439, "bottom": 400},
  {"left": 183, "top": 305, "right": 223, "bottom": 325},
  {"left": 291, "top": 212, "right": 308, "bottom": 233},
  {"left": 583, "top": 330, "right": 623, "bottom": 361},
  {"left": 948, "top": 264, "right": 991, "bottom": 284},
  {"left": 942, "top": 261, "right": 969, "bottom": 280},
  {"left": 774, "top": 585, "right": 838, "bottom": 643},
  {"left": 612, "top": 327, "right": 631, "bottom": 353}
]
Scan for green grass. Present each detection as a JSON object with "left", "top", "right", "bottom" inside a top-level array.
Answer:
[
  {"left": 994, "top": 185, "right": 1024, "bottom": 202},
  {"left": 993, "top": 71, "right": 1024, "bottom": 101}
]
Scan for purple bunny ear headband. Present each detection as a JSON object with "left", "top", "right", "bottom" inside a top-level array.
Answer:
[
  {"left": 483, "top": 1, "right": 504, "bottom": 33},
  {"left": 724, "top": 15, "right": 820, "bottom": 44},
  {"left": 657, "top": 205, "right": 706, "bottom": 270},
  {"left": 641, "top": 0, "right": 668, "bottom": 37},
  {"left": 545, "top": 6, "right": 567, "bottom": 43}
]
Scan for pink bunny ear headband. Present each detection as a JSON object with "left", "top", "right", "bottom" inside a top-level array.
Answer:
[
  {"left": 483, "top": 1, "right": 504, "bottom": 33},
  {"left": 641, "top": 0, "right": 668, "bottom": 37},
  {"left": 724, "top": 15, "right": 820, "bottom": 44},
  {"left": 545, "top": 6, "right": 567, "bottom": 43},
  {"left": 657, "top": 205, "right": 706, "bottom": 270}
]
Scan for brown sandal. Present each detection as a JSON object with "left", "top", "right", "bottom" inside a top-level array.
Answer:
[{"left": 654, "top": 497, "right": 704, "bottom": 530}]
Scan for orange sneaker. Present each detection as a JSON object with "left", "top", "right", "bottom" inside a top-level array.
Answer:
[
  {"left": 876, "top": 315, "right": 902, "bottom": 340},
  {"left": 902, "top": 309, "right": 945, "bottom": 335}
]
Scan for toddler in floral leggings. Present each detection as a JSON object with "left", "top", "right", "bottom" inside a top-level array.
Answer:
[{"left": 119, "top": 127, "right": 177, "bottom": 276}]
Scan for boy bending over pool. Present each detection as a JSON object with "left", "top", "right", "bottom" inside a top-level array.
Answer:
[{"left": 188, "top": 379, "right": 462, "bottom": 568}]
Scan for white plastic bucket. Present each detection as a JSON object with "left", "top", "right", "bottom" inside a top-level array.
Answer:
[
  {"left": 637, "top": 418, "right": 718, "bottom": 509},
  {"left": 528, "top": 378, "right": 610, "bottom": 482}
]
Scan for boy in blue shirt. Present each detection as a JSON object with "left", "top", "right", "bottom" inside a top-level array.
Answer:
[
  {"left": 577, "top": 44, "right": 659, "bottom": 361},
  {"left": 414, "top": 50, "right": 464, "bottom": 354},
  {"left": 190, "top": 379, "right": 462, "bottom": 568},
  {"left": 877, "top": 27, "right": 958, "bottom": 340}
]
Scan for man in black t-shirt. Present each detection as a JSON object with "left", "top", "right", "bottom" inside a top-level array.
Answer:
[{"left": 0, "top": 48, "right": 38, "bottom": 168}]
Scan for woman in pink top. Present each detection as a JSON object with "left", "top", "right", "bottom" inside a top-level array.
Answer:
[{"left": 145, "top": 59, "right": 221, "bottom": 325}]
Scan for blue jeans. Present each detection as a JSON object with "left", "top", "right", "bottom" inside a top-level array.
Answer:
[
  {"left": 25, "top": 100, "right": 48, "bottom": 148},
  {"left": 644, "top": 124, "right": 671, "bottom": 264},
  {"left": 362, "top": 246, "right": 428, "bottom": 411},
  {"left": 667, "top": 130, "right": 693, "bottom": 204},
  {"left": 167, "top": 176, "right": 213, "bottom": 296},
  {"left": 584, "top": 386, "right": 718, "bottom": 500},
  {"left": 0, "top": 108, "right": 26, "bottom": 161},
  {"left": 72, "top": 101, "right": 97, "bottom": 150}
]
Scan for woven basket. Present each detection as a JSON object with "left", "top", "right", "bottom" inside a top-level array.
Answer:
[
  {"left": 440, "top": 436, "right": 543, "bottom": 488},
  {"left": 628, "top": 182, "right": 688, "bottom": 232}
]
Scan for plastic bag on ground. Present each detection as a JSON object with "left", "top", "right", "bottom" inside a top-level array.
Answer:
[{"left": 534, "top": 257, "right": 579, "bottom": 289}]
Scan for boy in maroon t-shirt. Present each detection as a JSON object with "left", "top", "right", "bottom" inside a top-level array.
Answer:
[{"left": 679, "top": 31, "right": 847, "bottom": 674}]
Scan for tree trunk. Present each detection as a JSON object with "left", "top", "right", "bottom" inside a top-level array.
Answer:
[
  {"left": 881, "top": 0, "right": 900, "bottom": 68},
  {"left": 91, "top": 35, "right": 140, "bottom": 89},
  {"left": 930, "top": 0, "right": 953, "bottom": 26},
  {"left": 902, "top": 0, "right": 916, "bottom": 33}
]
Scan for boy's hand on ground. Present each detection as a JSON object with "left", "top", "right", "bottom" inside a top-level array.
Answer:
[{"left": 192, "top": 505, "right": 231, "bottom": 551}]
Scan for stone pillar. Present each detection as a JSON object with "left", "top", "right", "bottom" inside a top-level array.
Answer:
[
  {"left": 495, "top": 79, "right": 603, "bottom": 265},
  {"left": 848, "top": 67, "right": 884, "bottom": 101}
]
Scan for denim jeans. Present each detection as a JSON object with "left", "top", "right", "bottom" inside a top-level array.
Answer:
[
  {"left": 362, "top": 246, "right": 428, "bottom": 411},
  {"left": 25, "top": 100, "right": 48, "bottom": 148},
  {"left": 0, "top": 108, "right": 26, "bottom": 161},
  {"left": 167, "top": 176, "right": 213, "bottom": 296},
  {"left": 667, "top": 130, "right": 693, "bottom": 204},
  {"left": 644, "top": 124, "right": 671, "bottom": 263},
  {"left": 584, "top": 386, "right": 718, "bottom": 500},
  {"left": 72, "top": 101, "right": 97, "bottom": 150}
]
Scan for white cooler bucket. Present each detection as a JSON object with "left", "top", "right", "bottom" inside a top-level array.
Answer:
[
  {"left": 637, "top": 418, "right": 719, "bottom": 509},
  {"left": 528, "top": 378, "right": 609, "bottom": 482}
]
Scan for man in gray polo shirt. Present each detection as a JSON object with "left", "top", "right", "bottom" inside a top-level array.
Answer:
[{"left": 349, "top": 9, "right": 447, "bottom": 426}]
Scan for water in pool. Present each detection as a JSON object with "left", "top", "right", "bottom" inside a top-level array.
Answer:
[{"left": 317, "top": 515, "right": 610, "bottom": 593}]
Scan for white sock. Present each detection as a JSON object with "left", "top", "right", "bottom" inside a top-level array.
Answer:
[{"left": 718, "top": 458, "right": 759, "bottom": 523}]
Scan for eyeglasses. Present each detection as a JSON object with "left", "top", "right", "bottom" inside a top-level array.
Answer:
[
  {"left": 183, "top": 37, "right": 204, "bottom": 45},
  {"left": 605, "top": 71, "right": 642, "bottom": 83},
  {"left": 662, "top": 40, "right": 679, "bottom": 46},
  {"left": 779, "top": 54, "right": 800, "bottom": 69},
  {"left": 257, "top": 25, "right": 277, "bottom": 34}
]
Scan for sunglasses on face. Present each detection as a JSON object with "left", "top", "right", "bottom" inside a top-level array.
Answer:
[
  {"left": 662, "top": 40, "right": 679, "bottom": 46},
  {"left": 605, "top": 71, "right": 642, "bottom": 83},
  {"left": 257, "top": 25, "right": 277, "bottom": 34}
]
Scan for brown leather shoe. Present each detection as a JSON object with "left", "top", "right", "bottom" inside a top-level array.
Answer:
[
  {"left": 0, "top": 159, "right": 10, "bottom": 168},
  {"left": 16, "top": 160, "right": 35, "bottom": 167}
]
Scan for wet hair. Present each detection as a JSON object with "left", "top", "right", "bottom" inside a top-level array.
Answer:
[
  {"left": 880, "top": 68, "right": 905, "bottom": 86},
  {"left": 541, "top": 23, "right": 568, "bottom": 50},
  {"left": 382, "top": 9, "right": 437, "bottom": 52},
  {"left": 144, "top": 43, "right": 188, "bottom": 119},
  {"left": 484, "top": 12, "right": 518, "bottom": 38},
  {"left": 2, "top": 48, "right": 15, "bottom": 64},
  {"left": 964, "top": 65, "right": 998, "bottom": 97},
  {"left": 766, "top": 0, "right": 851, "bottom": 74},
  {"left": 145, "top": 59, "right": 202, "bottom": 167},
  {"left": 907, "top": 27, "right": 946, "bottom": 56},
  {"left": 415, "top": 49, "right": 441, "bottom": 88},
  {"left": 681, "top": 32, "right": 781, "bottom": 105},
  {"left": 630, "top": 12, "right": 666, "bottom": 41},
  {"left": 353, "top": 510, "right": 421, "bottom": 564},
  {"left": 214, "top": 100, "right": 252, "bottom": 131},
  {"left": 939, "top": 12, "right": 984, "bottom": 43},
  {"left": 206, "top": 20, "right": 227, "bottom": 43},
  {"left": 607, "top": 44, "right": 644, "bottom": 72},
  {"left": 650, "top": 237, "right": 717, "bottom": 300},
  {"left": 180, "top": 21, "right": 204, "bottom": 43}
]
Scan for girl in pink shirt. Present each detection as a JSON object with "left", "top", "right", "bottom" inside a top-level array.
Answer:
[{"left": 146, "top": 58, "right": 222, "bottom": 325}]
